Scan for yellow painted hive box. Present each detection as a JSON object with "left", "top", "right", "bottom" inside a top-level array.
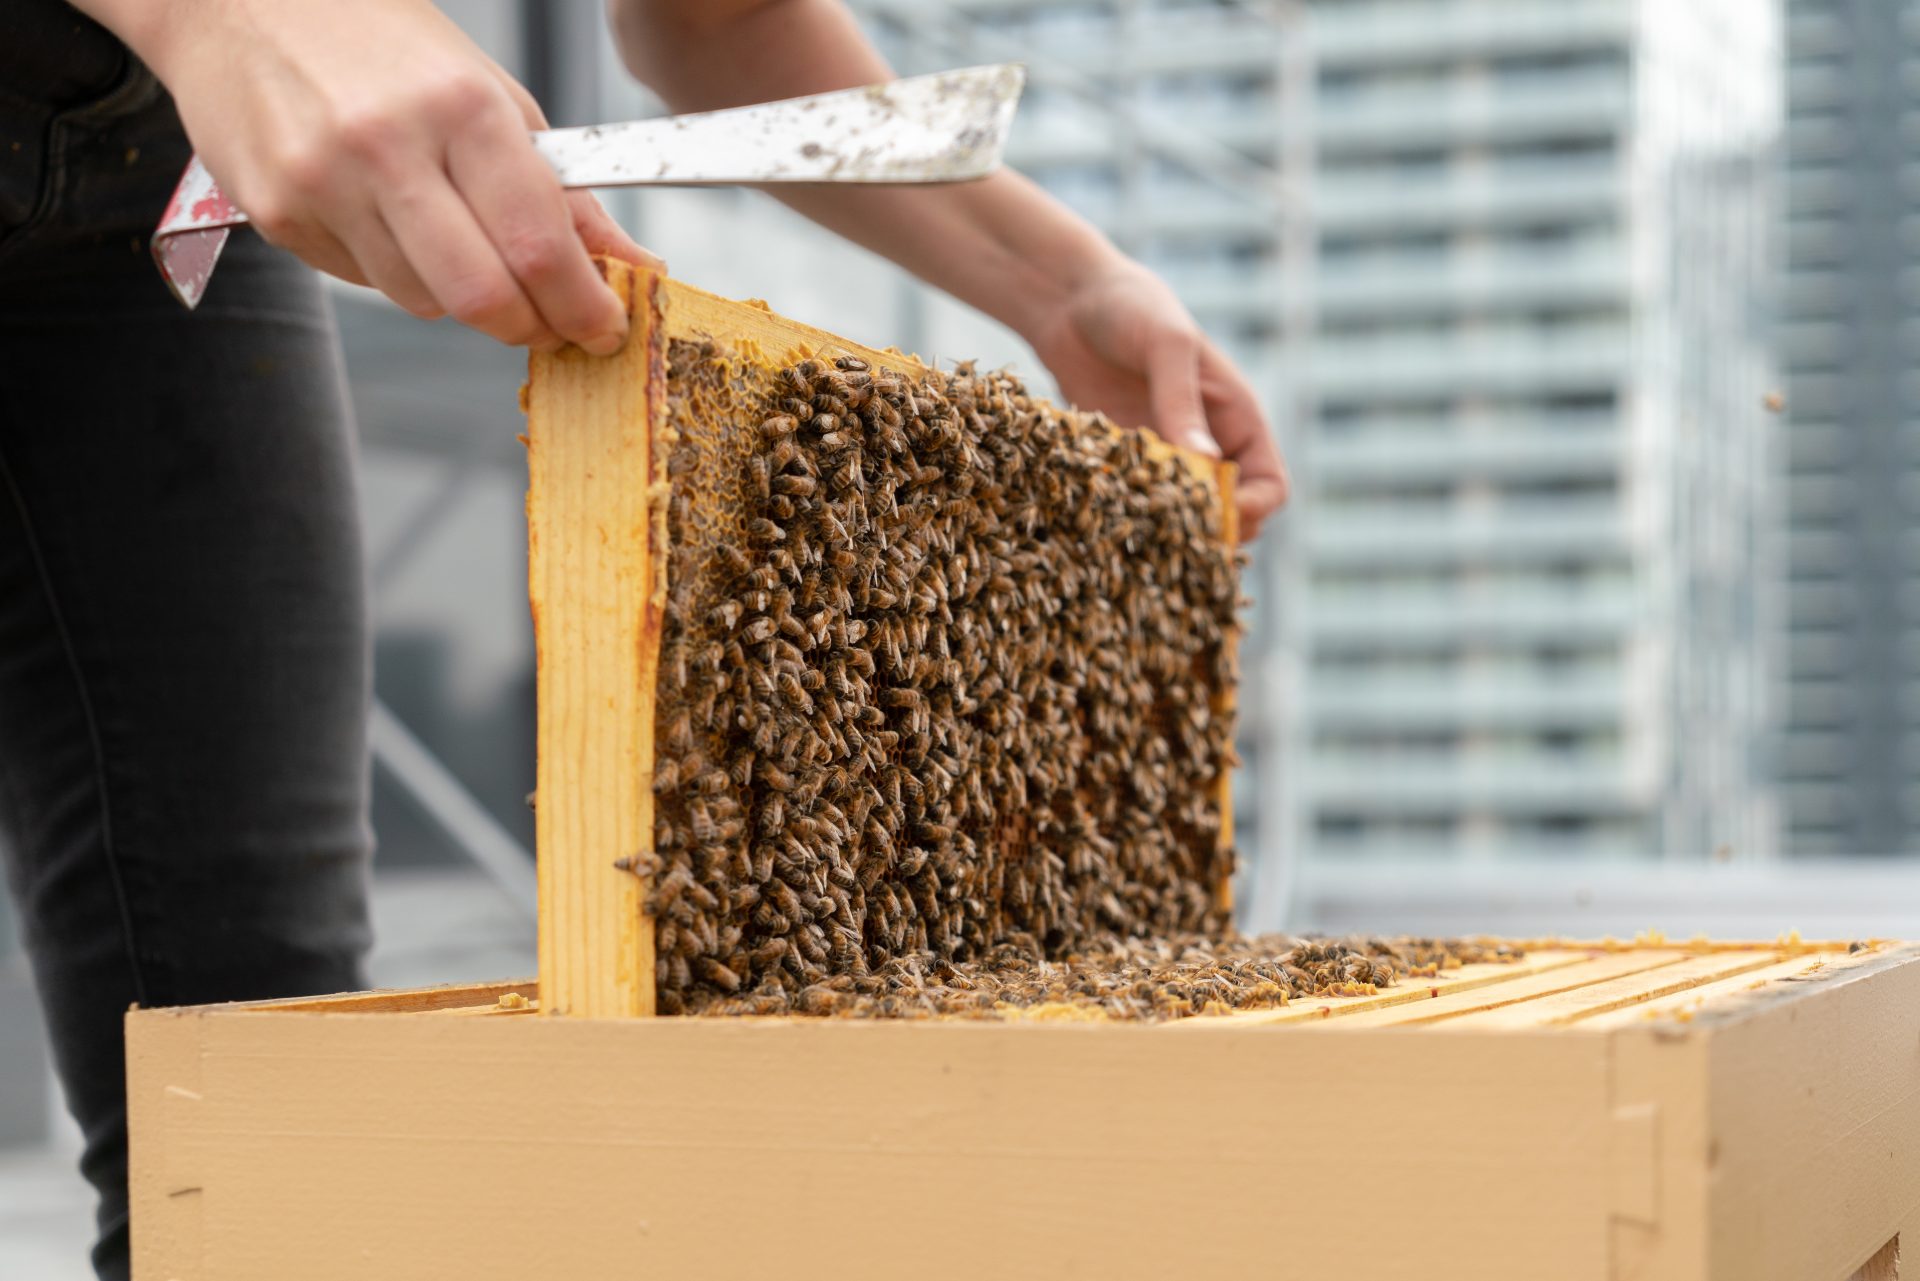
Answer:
[{"left": 128, "top": 268, "right": 1920, "bottom": 1281}]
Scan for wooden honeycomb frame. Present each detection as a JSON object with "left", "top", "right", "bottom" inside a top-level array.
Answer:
[
  {"left": 526, "top": 260, "right": 1239, "bottom": 1018},
  {"left": 127, "top": 267, "right": 1920, "bottom": 1279}
]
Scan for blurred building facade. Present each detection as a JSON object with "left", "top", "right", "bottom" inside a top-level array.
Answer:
[
  {"left": 1298, "top": 1, "right": 1780, "bottom": 865},
  {"left": 877, "top": 1, "right": 1781, "bottom": 873},
  {"left": 1779, "top": 0, "right": 1917, "bottom": 854}
]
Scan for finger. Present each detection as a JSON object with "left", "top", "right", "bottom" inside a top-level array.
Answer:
[
  {"left": 252, "top": 219, "right": 370, "bottom": 289},
  {"left": 377, "top": 174, "right": 561, "bottom": 350},
  {"left": 1146, "top": 334, "right": 1220, "bottom": 458},
  {"left": 446, "top": 114, "right": 628, "bottom": 354},
  {"left": 481, "top": 71, "right": 664, "bottom": 274},
  {"left": 568, "top": 191, "right": 666, "bottom": 272},
  {"left": 1234, "top": 476, "right": 1289, "bottom": 542},
  {"left": 316, "top": 200, "right": 445, "bottom": 319},
  {"left": 232, "top": 186, "right": 371, "bottom": 288},
  {"left": 1198, "top": 345, "right": 1289, "bottom": 539}
]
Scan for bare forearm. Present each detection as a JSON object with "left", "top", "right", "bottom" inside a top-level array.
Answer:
[{"left": 612, "top": 0, "right": 1126, "bottom": 343}]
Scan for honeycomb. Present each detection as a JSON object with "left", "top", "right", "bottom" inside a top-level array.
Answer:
[{"left": 644, "top": 334, "right": 1243, "bottom": 1015}]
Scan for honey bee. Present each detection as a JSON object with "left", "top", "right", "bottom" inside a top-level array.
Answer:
[{"left": 695, "top": 957, "right": 743, "bottom": 993}]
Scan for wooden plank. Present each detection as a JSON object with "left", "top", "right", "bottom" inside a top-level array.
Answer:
[
  {"left": 527, "top": 258, "right": 664, "bottom": 1018},
  {"left": 1607, "top": 1008, "right": 1713, "bottom": 1281},
  {"left": 1211, "top": 463, "right": 1239, "bottom": 914},
  {"left": 225, "top": 979, "right": 536, "bottom": 1016},
  {"left": 1701, "top": 947, "right": 1920, "bottom": 1280},
  {"left": 125, "top": 1003, "right": 1618, "bottom": 1281},
  {"left": 1577, "top": 953, "right": 1847, "bottom": 1032},
  {"left": 1448, "top": 952, "right": 1784, "bottom": 1032},
  {"left": 1303, "top": 950, "right": 1693, "bottom": 1030},
  {"left": 1848, "top": 1237, "right": 1900, "bottom": 1281},
  {"left": 127, "top": 1008, "right": 209, "bottom": 1281},
  {"left": 1170, "top": 950, "right": 1593, "bottom": 1027}
]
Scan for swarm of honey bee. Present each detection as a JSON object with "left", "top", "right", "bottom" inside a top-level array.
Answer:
[
  {"left": 646, "top": 339, "right": 1242, "bottom": 1015},
  {"left": 694, "top": 933, "right": 1525, "bottom": 1022}
]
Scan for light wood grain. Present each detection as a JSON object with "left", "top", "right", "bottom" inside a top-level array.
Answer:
[
  {"left": 127, "top": 1004, "right": 1618, "bottom": 1281},
  {"left": 1447, "top": 951, "right": 1785, "bottom": 1031},
  {"left": 527, "top": 259, "right": 663, "bottom": 1018},
  {"left": 1576, "top": 953, "right": 1847, "bottom": 1032},
  {"left": 1849, "top": 1237, "right": 1901, "bottom": 1281},
  {"left": 226, "top": 979, "right": 537, "bottom": 1016},
  {"left": 1702, "top": 947, "right": 1920, "bottom": 1281},
  {"left": 126, "top": 945, "right": 1920, "bottom": 1280},
  {"left": 1303, "top": 950, "right": 1692, "bottom": 1030},
  {"left": 1167, "top": 949, "right": 1593, "bottom": 1027}
]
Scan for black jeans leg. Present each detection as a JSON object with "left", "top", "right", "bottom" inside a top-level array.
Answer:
[{"left": 0, "top": 218, "right": 374, "bottom": 1281}]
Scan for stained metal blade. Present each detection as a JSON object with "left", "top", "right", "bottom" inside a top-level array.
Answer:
[
  {"left": 533, "top": 63, "right": 1025, "bottom": 186},
  {"left": 152, "top": 64, "right": 1025, "bottom": 310}
]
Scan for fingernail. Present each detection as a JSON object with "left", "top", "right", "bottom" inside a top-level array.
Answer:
[{"left": 583, "top": 325, "right": 627, "bottom": 357}]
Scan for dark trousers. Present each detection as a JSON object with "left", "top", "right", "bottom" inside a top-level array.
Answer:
[{"left": 0, "top": 12, "right": 374, "bottom": 1278}]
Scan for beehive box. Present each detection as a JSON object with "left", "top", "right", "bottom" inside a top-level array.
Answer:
[{"left": 128, "top": 268, "right": 1920, "bottom": 1281}]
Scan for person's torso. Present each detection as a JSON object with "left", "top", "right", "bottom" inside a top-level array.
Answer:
[
  {"left": 0, "top": 0, "right": 129, "bottom": 112},
  {"left": 0, "top": 0, "right": 191, "bottom": 291}
]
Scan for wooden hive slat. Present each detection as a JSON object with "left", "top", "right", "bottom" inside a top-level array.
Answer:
[
  {"left": 1443, "top": 950, "right": 1787, "bottom": 1031},
  {"left": 1576, "top": 951, "right": 1849, "bottom": 1032},
  {"left": 1164, "top": 948, "right": 1594, "bottom": 1027},
  {"left": 1299, "top": 949, "right": 1695, "bottom": 1029}
]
